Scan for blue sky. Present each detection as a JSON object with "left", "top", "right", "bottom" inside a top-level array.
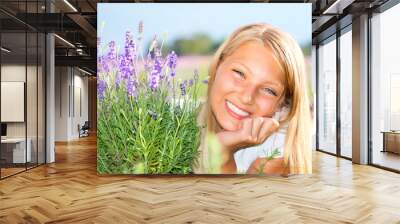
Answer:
[{"left": 98, "top": 3, "right": 311, "bottom": 49}]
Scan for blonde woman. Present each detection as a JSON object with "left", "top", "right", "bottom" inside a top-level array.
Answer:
[{"left": 196, "top": 23, "right": 312, "bottom": 175}]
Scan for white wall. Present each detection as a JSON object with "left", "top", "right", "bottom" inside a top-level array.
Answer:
[
  {"left": 71, "top": 73, "right": 89, "bottom": 138},
  {"left": 55, "top": 66, "right": 69, "bottom": 141},
  {"left": 55, "top": 67, "right": 89, "bottom": 141}
]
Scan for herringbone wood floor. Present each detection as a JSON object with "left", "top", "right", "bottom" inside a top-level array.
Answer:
[{"left": 1, "top": 135, "right": 400, "bottom": 224}]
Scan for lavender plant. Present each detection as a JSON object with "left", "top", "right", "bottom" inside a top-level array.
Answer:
[{"left": 97, "top": 23, "right": 202, "bottom": 174}]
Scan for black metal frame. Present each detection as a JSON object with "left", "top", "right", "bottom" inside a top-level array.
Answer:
[
  {"left": 315, "top": 44, "right": 319, "bottom": 151},
  {"left": 0, "top": 17, "right": 2, "bottom": 179},
  {"left": 367, "top": 10, "right": 373, "bottom": 166},
  {"left": 25, "top": 3, "right": 28, "bottom": 171},
  {"left": 44, "top": 0, "right": 47, "bottom": 165},
  {"left": 0, "top": 0, "right": 47, "bottom": 180},
  {"left": 336, "top": 22, "right": 341, "bottom": 158}
]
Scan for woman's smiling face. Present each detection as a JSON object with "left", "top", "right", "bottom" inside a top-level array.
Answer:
[{"left": 210, "top": 41, "right": 286, "bottom": 131}]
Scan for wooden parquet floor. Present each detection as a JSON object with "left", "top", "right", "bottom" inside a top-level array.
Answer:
[{"left": 1, "top": 135, "right": 400, "bottom": 224}]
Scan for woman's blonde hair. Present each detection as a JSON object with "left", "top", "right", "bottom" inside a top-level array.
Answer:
[{"left": 198, "top": 23, "right": 312, "bottom": 174}]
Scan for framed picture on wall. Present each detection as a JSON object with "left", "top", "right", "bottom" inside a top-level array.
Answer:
[{"left": 1, "top": 81, "right": 25, "bottom": 122}]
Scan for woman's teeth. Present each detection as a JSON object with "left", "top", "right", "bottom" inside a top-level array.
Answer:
[{"left": 226, "top": 100, "right": 249, "bottom": 117}]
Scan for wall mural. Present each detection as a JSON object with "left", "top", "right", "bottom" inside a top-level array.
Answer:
[{"left": 97, "top": 3, "right": 312, "bottom": 175}]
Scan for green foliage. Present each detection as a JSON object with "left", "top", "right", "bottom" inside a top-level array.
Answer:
[
  {"left": 171, "top": 33, "right": 215, "bottom": 55},
  {"left": 97, "top": 79, "right": 202, "bottom": 174},
  {"left": 255, "top": 148, "right": 281, "bottom": 174},
  {"left": 206, "top": 133, "right": 222, "bottom": 174}
]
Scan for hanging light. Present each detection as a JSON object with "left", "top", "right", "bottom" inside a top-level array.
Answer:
[{"left": 63, "top": 0, "right": 78, "bottom": 12}]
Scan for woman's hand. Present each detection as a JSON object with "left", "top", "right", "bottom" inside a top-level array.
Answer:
[
  {"left": 247, "top": 157, "right": 287, "bottom": 175},
  {"left": 216, "top": 117, "right": 280, "bottom": 173}
]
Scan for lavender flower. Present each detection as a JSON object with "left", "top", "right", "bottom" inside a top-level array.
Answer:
[
  {"left": 119, "top": 55, "right": 135, "bottom": 80},
  {"left": 97, "top": 55, "right": 103, "bottom": 74},
  {"left": 96, "top": 37, "right": 106, "bottom": 74},
  {"left": 147, "top": 110, "right": 157, "bottom": 120},
  {"left": 202, "top": 79, "right": 208, "bottom": 84},
  {"left": 180, "top": 80, "right": 188, "bottom": 96},
  {"left": 126, "top": 78, "right": 136, "bottom": 97},
  {"left": 166, "top": 51, "right": 178, "bottom": 77},
  {"left": 153, "top": 49, "right": 162, "bottom": 70},
  {"left": 108, "top": 41, "right": 116, "bottom": 53},
  {"left": 106, "top": 41, "right": 118, "bottom": 72},
  {"left": 148, "top": 73, "right": 160, "bottom": 91},
  {"left": 166, "top": 51, "right": 177, "bottom": 69},
  {"left": 138, "top": 21, "right": 144, "bottom": 34},
  {"left": 97, "top": 79, "right": 106, "bottom": 100},
  {"left": 124, "top": 31, "right": 136, "bottom": 63},
  {"left": 118, "top": 31, "right": 136, "bottom": 80},
  {"left": 148, "top": 47, "right": 163, "bottom": 90},
  {"left": 144, "top": 37, "right": 158, "bottom": 75},
  {"left": 154, "top": 53, "right": 163, "bottom": 78},
  {"left": 115, "top": 73, "right": 122, "bottom": 87},
  {"left": 188, "top": 79, "right": 194, "bottom": 87},
  {"left": 98, "top": 55, "right": 110, "bottom": 74}
]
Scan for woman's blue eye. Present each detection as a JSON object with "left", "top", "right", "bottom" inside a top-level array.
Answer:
[
  {"left": 263, "top": 88, "right": 277, "bottom": 96},
  {"left": 233, "top": 69, "right": 245, "bottom": 79}
]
